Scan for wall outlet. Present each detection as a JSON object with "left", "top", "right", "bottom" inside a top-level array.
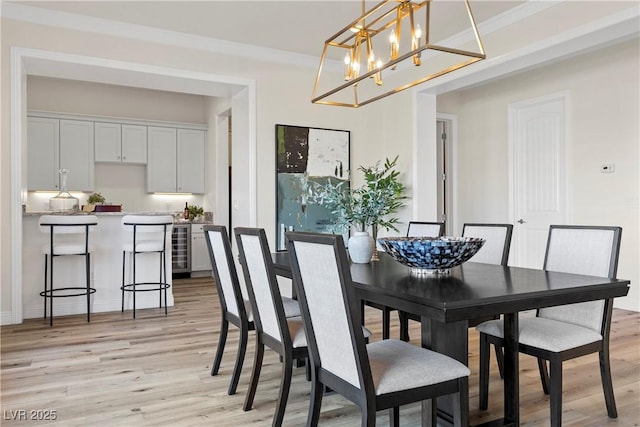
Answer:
[{"left": 600, "top": 164, "right": 615, "bottom": 173}]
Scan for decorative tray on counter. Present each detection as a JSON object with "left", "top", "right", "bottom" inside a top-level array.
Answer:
[{"left": 82, "top": 204, "right": 122, "bottom": 212}]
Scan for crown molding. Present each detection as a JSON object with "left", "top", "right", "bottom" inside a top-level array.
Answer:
[
  {"left": 2, "top": 1, "right": 564, "bottom": 72},
  {"left": 1, "top": 2, "right": 320, "bottom": 69},
  {"left": 418, "top": 4, "right": 640, "bottom": 95}
]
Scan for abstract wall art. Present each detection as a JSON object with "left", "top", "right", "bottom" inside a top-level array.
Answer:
[{"left": 275, "top": 124, "right": 350, "bottom": 250}]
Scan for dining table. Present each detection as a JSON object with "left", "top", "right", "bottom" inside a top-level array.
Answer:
[{"left": 272, "top": 251, "right": 630, "bottom": 427}]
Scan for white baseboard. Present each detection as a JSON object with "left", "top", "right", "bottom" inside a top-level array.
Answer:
[
  {"left": 1, "top": 311, "right": 13, "bottom": 325},
  {"left": 22, "top": 293, "right": 175, "bottom": 320}
]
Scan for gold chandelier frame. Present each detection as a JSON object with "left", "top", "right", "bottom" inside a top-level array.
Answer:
[{"left": 312, "top": 0, "right": 486, "bottom": 108}]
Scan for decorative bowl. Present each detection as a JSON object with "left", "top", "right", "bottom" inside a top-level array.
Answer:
[{"left": 377, "top": 236, "right": 485, "bottom": 275}]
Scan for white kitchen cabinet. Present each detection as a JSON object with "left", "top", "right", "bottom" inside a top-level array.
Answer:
[
  {"left": 177, "top": 129, "right": 206, "bottom": 194},
  {"left": 27, "top": 117, "right": 93, "bottom": 192},
  {"left": 121, "top": 124, "right": 147, "bottom": 164},
  {"left": 190, "top": 224, "right": 211, "bottom": 272},
  {"left": 147, "top": 126, "right": 177, "bottom": 193},
  {"left": 94, "top": 122, "right": 122, "bottom": 162},
  {"left": 27, "top": 117, "right": 60, "bottom": 191},
  {"left": 147, "top": 126, "right": 205, "bottom": 193},
  {"left": 59, "top": 119, "right": 94, "bottom": 192},
  {"left": 95, "top": 123, "right": 147, "bottom": 164}
]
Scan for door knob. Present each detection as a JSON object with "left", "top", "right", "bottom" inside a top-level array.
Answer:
[{"left": 517, "top": 219, "right": 526, "bottom": 224}]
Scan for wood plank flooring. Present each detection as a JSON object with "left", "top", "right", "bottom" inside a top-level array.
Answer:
[{"left": 2, "top": 277, "right": 639, "bottom": 426}]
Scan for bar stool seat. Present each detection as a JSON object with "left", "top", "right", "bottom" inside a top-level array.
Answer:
[
  {"left": 121, "top": 215, "right": 173, "bottom": 318},
  {"left": 39, "top": 214, "right": 98, "bottom": 326}
]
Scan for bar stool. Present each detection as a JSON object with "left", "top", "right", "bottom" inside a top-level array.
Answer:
[
  {"left": 121, "top": 215, "right": 173, "bottom": 318},
  {"left": 39, "top": 214, "right": 98, "bottom": 326}
]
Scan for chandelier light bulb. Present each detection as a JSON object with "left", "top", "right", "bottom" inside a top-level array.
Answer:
[{"left": 344, "top": 57, "right": 351, "bottom": 81}]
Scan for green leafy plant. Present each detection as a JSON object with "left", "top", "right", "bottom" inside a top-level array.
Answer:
[
  {"left": 309, "top": 156, "right": 406, "bottom": 233},
  {"left": 87, "top": 192, "right": 105, "bottom": 205},
  {"left": 187, "top": 204, "right": 204, "bottom": 220}
]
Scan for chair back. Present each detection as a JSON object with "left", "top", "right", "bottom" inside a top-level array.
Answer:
[
  {"left": 235, "top": 228, "right": 289, "bottom": 345},
  {"left": 39, "top": 215, "right": 98, "bottom": 254},
  {"left": 462, "top": 223, "right": 513, "bottom": 265},
  {"left": 121, "top": 215, "right": 172, "bottom": 253},
  {"left": 287, "top": 232, "right": 369, "bottom": 391},
  {"left": 39, "top": 214, "right": 98, "bottom": 234},
  {"left": 204, "top": 225, "right": 245, "bottom": 320},
  {"left": 406, "top": 221, "right": 445, "bottom": 237},
  {"left": 539, "top": 225, "right": 622, "bottom": 333}
]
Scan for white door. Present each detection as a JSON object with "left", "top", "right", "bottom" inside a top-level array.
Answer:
[{"left": 510, "top": 93, "right": 568, "bottom": 268}]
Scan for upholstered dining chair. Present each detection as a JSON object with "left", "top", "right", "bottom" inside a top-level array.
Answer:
[
  {"left": 396, "top": 221, "right": 447, "bottom": 341},
  {"left": 406, "top": 221, "right": 445, "bottom": 238},
  {"left": 476, "top": 225, "right": 622, "bottom": 427},
  {"left": 204, "top": 225, "right": 300, "bottom": 396},
  {"left": 287, "top": 231, "right": 470, "bottom": 427},
  {"left": 235, "top": 227, "right": 308, "bottom": 426}
]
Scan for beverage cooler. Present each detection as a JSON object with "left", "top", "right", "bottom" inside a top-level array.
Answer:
[{"left": 172, "top": 224, "right": 191, "bottom": 274}]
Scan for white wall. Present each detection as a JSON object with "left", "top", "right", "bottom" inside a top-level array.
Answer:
[{"left": 438, "top": 39, "right": 640, "bottom": 311}]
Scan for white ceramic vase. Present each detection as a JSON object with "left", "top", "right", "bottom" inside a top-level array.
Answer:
[{"left": 348, "top": 231, "right": 374, "bottom": 264}]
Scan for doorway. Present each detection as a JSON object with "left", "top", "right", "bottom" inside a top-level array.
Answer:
[
  {"left": 509, "top": 92, "right": 568, "bottom": 268},
  {"left": 9, "top": 48, "right": 256, "bottom": 324},
  {"left": 436, "top": 115, "right": 456, "bottom": 235}
]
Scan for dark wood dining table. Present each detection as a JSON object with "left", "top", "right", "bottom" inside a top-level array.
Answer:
[{"left": 272, "top": 251, "right": 630, "bottom": 427}]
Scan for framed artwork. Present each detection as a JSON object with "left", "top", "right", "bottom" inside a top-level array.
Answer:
[{"left": 275, "top": 124, "right": 350, "bottom": 250}]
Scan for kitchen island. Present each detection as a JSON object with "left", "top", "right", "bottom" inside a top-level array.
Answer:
[{"left": 22, "top": 211, "right": 178, "bottom": 320}]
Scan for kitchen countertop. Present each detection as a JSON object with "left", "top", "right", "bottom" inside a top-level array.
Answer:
[{"left": 23, "top": 211, "right": 213, "bottom": 223}]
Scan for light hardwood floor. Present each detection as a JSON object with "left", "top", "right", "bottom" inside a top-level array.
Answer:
[{"left": 2, "top": 277, "right": 639, "bottom": 426}]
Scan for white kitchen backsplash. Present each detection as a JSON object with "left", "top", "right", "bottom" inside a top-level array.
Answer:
[{"left": 27, "top": 163, "right": 206, "bottom": 213}]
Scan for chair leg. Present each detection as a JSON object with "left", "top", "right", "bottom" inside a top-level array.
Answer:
[
  {"left": 243, "top": 339, "right": 264, "bottom": 411},
  {"left": 495, "top": 345, "right": 505, "bottom": 379},
  {"left": 389, "top": 407, "right": 399, "bottom": 427},
  {"left": 307, "top": 371, "right": 323, "bottom": 427},
  {"left": 453, "top": 377, "right": 469, "bottom": 427},
  {"left": 361, "top": 401, "right": 376, "bottom": 427},
  {"left": 49, "top": 254, "right": 54, "bottom": 327},
  {"left": 273, "top": 352, "right": 294, "bottom": 426},
  {"left": 121, "top": 251, "right": 126, "bottom": 312},
  {"left": 549, "top": 358, "right": 563, "bottom": 427},
  {"left": 132, "top": 251, "right": 137, "bottom": 319},
  {"left": 599, "top": 349, "right": 618, "bottom": 418},
  {"left": 43, "top": 255, "right": 48, "bottom": 320},
  {"left": 421, "top": 399, "right": 437, "bottom": 427},
  {"left": 211, "top": 318, "right": 228, "bottom": 376},
  {"left": 228, "top": 323, "right": 249, "bottom": 395},
  {"left": 478, "top": 333, "right": 490, "bottom": 410},
  {"left": 86, "top": 253, "right": 91, "bottom": 323},
  {"left": 399, "top": 311, "right": 410, "bottom": 342},
  {"left": 538, "top": 357, "right": 550, "bottom": 395},
  {"left": 382, "top": 307, "right": 391, "bottom": 340},
  {"left": 158, "top": 252, "right": 163, "bottom": 309},
  {"left": 163, "top": 251, "right": 168, "bottom": 315}
]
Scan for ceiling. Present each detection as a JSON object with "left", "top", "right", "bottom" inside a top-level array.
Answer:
[{"left": 13, "top": 1, "right": 524, "bottom": 58}]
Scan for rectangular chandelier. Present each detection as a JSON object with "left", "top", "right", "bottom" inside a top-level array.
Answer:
[{"left": 311, "top": 0, "right": 486, "bottom": 108}]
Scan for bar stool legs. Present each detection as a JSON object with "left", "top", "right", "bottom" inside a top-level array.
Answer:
[
  {"left": 120, "top": 215, "right": 173, "bottom": 319},
  {"left": 38, "top": 215, "right": 97, "bottom": 327},
  {"left": 121, "top": 250, "right": 169, "bottom": 318}
]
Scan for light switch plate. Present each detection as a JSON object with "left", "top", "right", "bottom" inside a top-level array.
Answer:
[{"left": 600, "top": 164, "right": 615, "bottom": 173}]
